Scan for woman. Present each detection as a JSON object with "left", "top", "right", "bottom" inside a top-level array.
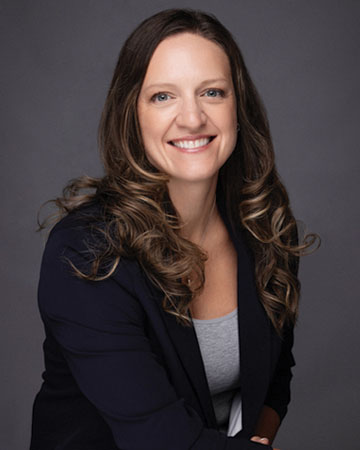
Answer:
[{"left": 30, "top": 8, "right": 316, "bottom": 450}]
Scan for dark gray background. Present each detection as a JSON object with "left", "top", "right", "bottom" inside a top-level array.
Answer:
[{"left": 1, "top": 1, "right": 359, "bottom": 449}]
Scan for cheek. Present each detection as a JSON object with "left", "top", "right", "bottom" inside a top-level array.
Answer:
[
  {"left": 139, "top": 111, "right": 166, "bottom": 144},
  {"left": 137, "top": 106, "right": 163, "bottom": 167},
  {"left": 139, "top": 124, "right": 164, "bottom": 168},
  {"left": 229, "top": 108, "right": 238, "bottom": 141},
  {"left": 220, "top": 109, "right": 238, "bottom": 155},
  {"left": 143, "top": 143, "right": 162, "bottom": 171},
  {"left": 228, "top": 102, "right": 238, "bottom": 129},
  {"left": 222, "top": 110, "right": 237, "bottom": 140},
  {"left": 138, "top": 114, "right": 156, "bottom": 146},
  {"left": 213, "top": 101, "right": 237, "bottom": 131}
]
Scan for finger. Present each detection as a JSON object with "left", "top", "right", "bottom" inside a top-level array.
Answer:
[{"left": 250, "top": 436, "right": 270, "bottom": 445}]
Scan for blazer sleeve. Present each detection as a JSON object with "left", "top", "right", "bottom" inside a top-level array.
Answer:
[
  {"left": 263, "top": 324, "right": 296, "bottom": 422},
  {"left": 38, "top": 225, "right": 272, "bottom": 450}
]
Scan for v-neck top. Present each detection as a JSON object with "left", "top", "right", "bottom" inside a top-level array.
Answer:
[{"left": 192, "top": 307, "right": 241, "bottom": 434}]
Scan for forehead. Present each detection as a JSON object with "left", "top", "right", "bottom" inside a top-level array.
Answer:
[{"left": 142, "top": 32, "right": 232, "bottom": 86}]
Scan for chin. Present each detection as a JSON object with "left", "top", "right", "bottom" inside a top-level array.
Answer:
[{"left": 169, "top": 170, "right": 219, "bottom": 183}]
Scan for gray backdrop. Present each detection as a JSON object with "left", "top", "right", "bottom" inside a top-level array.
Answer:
[{"left": 1, "top": 1, "right": 359, "bottom": 449}]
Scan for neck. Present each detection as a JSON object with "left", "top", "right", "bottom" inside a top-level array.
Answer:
[{"left": 168, "top": 176, "right": 219, "bottom": 245}]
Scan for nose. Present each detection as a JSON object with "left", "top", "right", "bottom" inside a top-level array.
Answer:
[{"left": 175, "top": 95, "right": 207, "bottom": 130}]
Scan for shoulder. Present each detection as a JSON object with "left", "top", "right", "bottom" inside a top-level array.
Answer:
[
  {"left": 47, "top": 200, "right": 104, "bottom": 247},
  {"left": 39, "top": 201, "right": 145, "bottom": 327},
  {"left": 44, "top": 199, "right": 120, "bottom": 268},
  {"left": 42, "top": 199, "right": 141, "bottom": 290}
]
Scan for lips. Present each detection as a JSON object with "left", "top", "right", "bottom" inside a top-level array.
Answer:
[{"left": 168, "top": 135, "right": 216, "bottom": 149}]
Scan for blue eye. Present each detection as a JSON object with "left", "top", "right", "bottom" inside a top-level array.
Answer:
[
  {"left": 204, "top": 89, "right": 224, "bottom": 98},
  {"left": 151, "top": 92, "right": 170, "bottom": 102}
]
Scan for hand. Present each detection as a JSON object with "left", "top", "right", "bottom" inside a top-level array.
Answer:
[{"left": 250, "top": 435, "right": 280, "bottom": 450}]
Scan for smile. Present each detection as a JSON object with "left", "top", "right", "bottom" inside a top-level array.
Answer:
[{"left": 169, "top": 136, "right": 216, "bottom": 150}]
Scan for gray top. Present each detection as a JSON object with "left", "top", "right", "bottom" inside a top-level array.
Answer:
[{"left": 192, "top": 307, "right": 241, "bottom": 434}]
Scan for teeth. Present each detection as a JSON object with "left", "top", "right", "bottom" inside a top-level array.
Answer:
[{"left": 172, "top": 137, "right": 211, "bottom": 149}]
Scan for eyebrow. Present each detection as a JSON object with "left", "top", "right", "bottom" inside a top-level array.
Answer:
[{"left": 143, "top": 78, "right": 230, "bottom": 92}]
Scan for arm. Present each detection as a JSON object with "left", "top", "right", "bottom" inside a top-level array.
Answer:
[
  {"left": 39, "top": 227, "right": 272, "bottom": 450},
  {"left": 250, "top": 323, "right": 295, "bottom": 449},
  {"left": 252, "top": 256, "right": 298, "bottom": 447},
  {"left": 252, "top": 405, "right": 281, "bottom": 445}
]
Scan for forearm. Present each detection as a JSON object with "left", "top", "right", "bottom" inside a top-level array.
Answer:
[{"left": 254, "top": 405, "right": 281, "bottom": 445}]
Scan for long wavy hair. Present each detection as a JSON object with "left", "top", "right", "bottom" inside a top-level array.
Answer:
[{"left": 39, "top": 8, "right": 319, "bottom": 335}]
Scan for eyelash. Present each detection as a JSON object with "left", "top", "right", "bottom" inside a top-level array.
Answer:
[
  {"left": 151, "top": 92, "right": 172, "bottom": 103},
  {"left": 204, "top": 88, "right": 225, "bottom": 98},
  {"left": 150, "top": 88, "right": 225, "bottom": 103}
]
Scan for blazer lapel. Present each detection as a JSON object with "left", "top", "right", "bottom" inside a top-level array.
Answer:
[
  {"left": 221, "top": 207, "right": 272, "bottom": 433},
  {"left": 145, "top": 279, "right": 219, "bottom": 429}
]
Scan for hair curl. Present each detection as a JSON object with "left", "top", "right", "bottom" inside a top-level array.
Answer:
[{"left": 38, "top": 8, "right": 319, "bottom": 335}]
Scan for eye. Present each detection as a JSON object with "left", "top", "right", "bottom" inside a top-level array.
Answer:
[
  {"left": 203, "top": 88, "right": 225, "bottom": 98},
  {"left": 151, "top": 92, "right": 171, "bottom": 103}
]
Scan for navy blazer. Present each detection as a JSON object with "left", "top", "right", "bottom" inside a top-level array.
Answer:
[{"left": 30, "top": 198, "right": 296, "bottom": 450}]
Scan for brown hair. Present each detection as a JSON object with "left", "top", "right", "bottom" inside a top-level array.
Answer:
[{"left": 39, "top": 8, "right": 319, "bottom": 335}]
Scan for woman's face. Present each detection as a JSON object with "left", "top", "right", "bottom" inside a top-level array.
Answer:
[{"left": 137, "top": 32, "right": 237, "bottom": 184}]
